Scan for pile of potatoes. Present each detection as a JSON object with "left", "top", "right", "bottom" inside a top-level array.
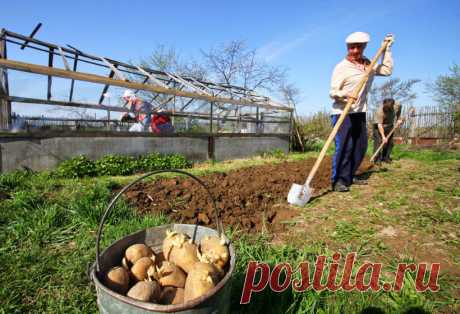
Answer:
[{"left": 104, "top": 230, "right": 230, "bottom": 305}]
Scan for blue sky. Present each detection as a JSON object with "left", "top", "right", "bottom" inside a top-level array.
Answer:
[{"left": 2, "top": 0, "right": 459, "bottom": 116}]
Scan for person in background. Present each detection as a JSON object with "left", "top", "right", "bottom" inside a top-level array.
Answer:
[
  {"left": 329, "top": 31, "right": 394, "bottom": 192},
  {"left": 121, "top": 90, "right": 153, "bottom": 132},
  {"left": 372, "top": 98, "right": 402, "bottom": 164},
  {"left": 151, "top": 109, "right": 175, "bottom": 134}
]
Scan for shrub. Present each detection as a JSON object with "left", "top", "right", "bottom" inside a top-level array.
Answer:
[
  {"left": 137, "top": 153, "right": 168, "bottom": 171},
  {"left": 55, "top": 153, "right": 191, "bottom": 178},
  {"left": 137, "top": 153, "right": 191, "bottom": 171},
  {"left": 95, "top": 155, "right": 137, "bottom": 176},
  {"left": 165, "top": 153, "right": 191, "bottom": 169},
  {"left": 56, "top": 155, "right": 97, "bottom": 178}
]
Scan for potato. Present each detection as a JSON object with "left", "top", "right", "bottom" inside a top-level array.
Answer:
[
  {"left": 105, "top": 266, "right": 130, "bottom": 294},
  {"left": 168, "top": 241, "right": 199, "bottom": 274},
  {"left": 162, "top": 230, "right": 188, "bottom": 259},
  {"left": 160, "top": 287, "right": 184, "bottom": 305},
  {"left": 157, "top": 261, "right": 186, "bottom": 288},
  {"left": 126, "top": 280, "right": 161, "bottom": 302},
  {"left": 131, "top": 256, "right": 156, "bottom": 282},
  {"left": 163, "top": 230, "right": 199, "bottom": 273},
  {"left": 199, "top": 234, "right": 230, "bottom": 270},
  {"left": 184, "top": 262, "right": 220, "bottom": 302},
  {"left": 125, "top": 244, "right": 153, "bottom": 266}
]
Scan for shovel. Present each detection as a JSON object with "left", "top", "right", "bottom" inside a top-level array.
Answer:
[
  {"left": 370, "top": 107, "right": 415, "bottom": 163},
  {"left": 287, "top": 38, "right": 392, "bottom": 206}
]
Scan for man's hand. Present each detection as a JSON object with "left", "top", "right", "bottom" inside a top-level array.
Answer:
[
  {"left": 346, "top": 95, "right": 358, "bottom": 108},
  {"left": 396, "top": 119, "right": 403, "bottom": 127},
  {"left": 382, "top": 136, "right": 388, "bottom": 144},
  {"left": 384, "top": 33, "right": 394, "bottom": 47}
]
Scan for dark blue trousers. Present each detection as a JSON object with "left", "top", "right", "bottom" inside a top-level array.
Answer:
[{"left": 331, "top": 112, "right": 368, "bottom": 186}]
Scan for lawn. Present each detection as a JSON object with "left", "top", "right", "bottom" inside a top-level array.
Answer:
[{"left": 0, "top": 146, "right": 459, "bottom": 313}]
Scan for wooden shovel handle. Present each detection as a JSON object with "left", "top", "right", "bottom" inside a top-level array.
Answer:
[
  {"left": 304, "top": 39, "right": 391, "bottom": 186},
  {"left": 370, "top": 119, "right": 404, "bottom": 162}
]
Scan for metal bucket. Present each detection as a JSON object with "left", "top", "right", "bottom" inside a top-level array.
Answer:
[{"left": 90, "top": 169, "right": 236, "bottom": 314}]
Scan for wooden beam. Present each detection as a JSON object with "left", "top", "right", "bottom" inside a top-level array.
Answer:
[
  {"left": 5, "top": 29, "right": 277, "bottom": 102},
  {"left": 180, "top": 98, "right": 195, "bottom": 111},
  {"left": 0, "top": 31, "right": 11, "bottom": 130},
  {"left": 20, "top": 23, "right": 42, "bottom": 50},
  {"left": 8, "top": 96, "right": 290, "bottom": 124},
  {"left": 98, "top": 70, "right": 115, "bottom": 104},
  {"left": 210, "top": 102, "right": 213, "bottom": 134},
  {"left": 69, "top": 52, "right": 78, "bottom": 102},
  {"left": 47, "top": 47, "right": 54, "bottom": 100},
  {"left": 58, "top": 46, "right": 71, "bottom": 71},
  {"left": 100, "top": 57, "right": 127, "bottom": 81},
  {"left": 0, "top": 58, "right": 292, "bottom": 111},
  {"left": 136, "top": 66, "right": 169, "bottom": 89}
]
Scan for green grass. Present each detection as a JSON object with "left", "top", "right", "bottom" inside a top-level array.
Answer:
[
  {"left": 0, "top": 147, "right": 459, "bottom": 313},
  {"left": 391, "top": 144, "right": 460, "bottom": 162}
]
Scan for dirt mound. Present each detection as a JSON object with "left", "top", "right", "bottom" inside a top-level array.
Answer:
[{"left": 125, "top": 157, "right": 373, "bottom": 233}]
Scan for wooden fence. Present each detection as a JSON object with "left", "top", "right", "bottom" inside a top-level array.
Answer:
[
  {"left": 295, "top": 105, "right": 457, "bottom": 148},
  {"left": 368, "top": 105, "right": 457, "bottom": 140}
]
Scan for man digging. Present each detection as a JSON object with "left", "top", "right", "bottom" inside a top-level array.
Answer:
[
  {"left": 329, "top": 32, "right": 394, "bottom": 192},
  {"left": 372, "top": 98, "right": 403, "bottom": 164}
]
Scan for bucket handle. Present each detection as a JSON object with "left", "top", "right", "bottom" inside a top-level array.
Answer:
[{"left": 95, "top": 169, "right": 222, "bottom": 272}]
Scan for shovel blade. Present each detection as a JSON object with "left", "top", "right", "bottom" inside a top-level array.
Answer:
[{"left": 287, "top": 183, "right": 311, "bottom": 206}]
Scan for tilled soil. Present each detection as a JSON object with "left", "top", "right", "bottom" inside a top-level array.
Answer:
[{"left": 125, "top": 157, "right": 373, "bottom": 233}]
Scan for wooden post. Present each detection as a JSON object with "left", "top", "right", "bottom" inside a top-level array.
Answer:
[
  {"left": 209, "top": 102, "right": 213, "bottom": 134},
  {"left": 47, "top": 47, "right": 54, "bottom": 100},
  {"left": 288, "top": 111, "right": 293, "bottom": 151},
  {"left": 0, "top": 29, "right": 11, "bottom": 130},
  {"left": 69, "top": 52, "right": 78, "bottom": 102},
  {"left": 256, "top": 105, "right": 260, "bottom": 134}
]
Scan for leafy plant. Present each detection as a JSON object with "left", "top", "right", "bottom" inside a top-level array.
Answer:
[
  {"left": 165, "top": 153, "right": 191, "bottom": 169},
  {"left": 260, "top": 149, "right": 287, "bottom": 159},
  {"left": 137, "top": 153, "right": 170, "bottom": 171},
  {"left": 95, "top": 155, "right": 137, "bottom": 176},
  {"left": 55, "top": 153, "right": 192, "bottom": 178},
  {"left": 56, "top": 155, "right": 96, "bottom": 178}
]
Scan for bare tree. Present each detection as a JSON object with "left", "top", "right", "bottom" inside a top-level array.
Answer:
[
  {"left": 201, "top": 40, "right": 286, "bottom": 92},
  {"left": 140, "top": 44, "right": 207, "bottom": 79},
  {"left": 279, "top": 83, "right": 300, "bottom": 108},
  {"left": 369, "top": 78, "right": 420, "bottom": 110}
]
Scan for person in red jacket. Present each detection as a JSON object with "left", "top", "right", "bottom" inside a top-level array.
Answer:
[{"left": 151, "top": 109, "right": 175, "bottom": 134}]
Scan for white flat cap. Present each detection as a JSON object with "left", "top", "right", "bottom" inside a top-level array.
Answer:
[
  {"left": 345, "top": 32, "right": 370, "bottom": 44},
  {"left": 122, "top": 89, "right": 135, "bottom": 98}
]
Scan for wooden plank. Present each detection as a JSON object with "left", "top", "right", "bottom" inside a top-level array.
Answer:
[
  {"left": 69, "top": 52, "right": 79, "bottom": 102},
  {"left": 47, "top": 47, "right": 54, "bottom": 100},
  {"left": 0, "top": 58, "right": 292, "bottom": 111}
]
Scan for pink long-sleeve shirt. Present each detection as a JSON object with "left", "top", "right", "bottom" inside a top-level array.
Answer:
[{"left": 329, "top": 48, "right": 393, "bottom": 115}]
